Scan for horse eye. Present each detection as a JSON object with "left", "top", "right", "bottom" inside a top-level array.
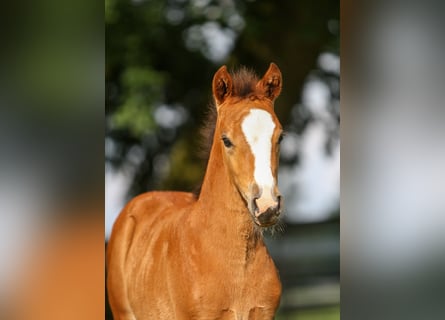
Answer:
[{"left": 222, "top": 136, "right": 233, "bottom": 148}]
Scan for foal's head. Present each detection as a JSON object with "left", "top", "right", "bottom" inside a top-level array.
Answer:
[{"left": 212, "top": 63, "right": 283, "bottom": 227}]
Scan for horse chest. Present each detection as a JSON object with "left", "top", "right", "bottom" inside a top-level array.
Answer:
[{"left": 186, "top": 257, "right": 280, "bottom": 320}]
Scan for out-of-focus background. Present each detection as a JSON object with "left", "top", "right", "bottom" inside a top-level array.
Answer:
[
  {"left": 0, "top": 1, "right": 104, "bottom": 319},
  {"left": 105, "top": 0, "right": 339, "bottom": 319},
  {"left": 341, "top": 1, "right": 445, "bottom": 319}
]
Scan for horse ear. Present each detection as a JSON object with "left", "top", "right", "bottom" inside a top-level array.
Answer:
[
  {"left": 212, "top": 65, "right": 233, "bottom": 107},
  {"left": 257, "top": 63, "right": 282, "bottom": 102}
]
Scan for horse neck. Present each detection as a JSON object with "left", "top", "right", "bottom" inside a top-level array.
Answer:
[{"left": 196, "top": 133, "right": 261, "bottom": 246}]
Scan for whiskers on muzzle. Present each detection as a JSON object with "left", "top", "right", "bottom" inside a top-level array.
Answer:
[{"left": 253, "top": 214, "right": 286, "bottom": 236}]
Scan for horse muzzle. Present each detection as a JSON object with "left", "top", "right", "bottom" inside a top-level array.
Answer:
[{"left": 251, "top": 194, "right": 282, "bottom": 227}]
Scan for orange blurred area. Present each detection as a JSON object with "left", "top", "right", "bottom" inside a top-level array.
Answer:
[{"left": 3, "top": 207, "right": 104, "bottom": 320}]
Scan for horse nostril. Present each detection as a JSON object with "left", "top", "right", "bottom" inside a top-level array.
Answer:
[
  {"left": 272, "top": 205, "right": 280, "bottom": 216},
  {"left": 271, "top": 197, "right": 281, "bottom": 217},
  {"left": 252, "top": 198, "right": 259, "bottom": 214}
]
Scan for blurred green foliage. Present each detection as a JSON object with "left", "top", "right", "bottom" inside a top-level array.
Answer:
[
  {"left": 2, "top": 0, "right": 102, "bottom": 117},
  {"left": 113, "top": 67, "right": 165, "bottom": 136}
]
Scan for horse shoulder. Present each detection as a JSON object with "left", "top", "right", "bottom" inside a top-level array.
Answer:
[{"left": 117, "top": 190, "right": 197, "bottom": 268}]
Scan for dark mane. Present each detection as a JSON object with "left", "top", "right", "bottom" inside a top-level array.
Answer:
[
  {"left": 193, "top": 67, "right": 259, "bottom": 196},
  {"left": 231, "top": 67, "right": 260, "bottom": 98}
]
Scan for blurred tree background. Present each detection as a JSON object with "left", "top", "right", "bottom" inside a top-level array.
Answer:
[{"left": 106, "top": 0, "right": 339, "bottom": 319}]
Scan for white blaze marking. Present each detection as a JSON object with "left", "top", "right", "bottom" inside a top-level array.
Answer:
[{"left": 241, "top": 109, "right": 276, "bottom": 192}]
